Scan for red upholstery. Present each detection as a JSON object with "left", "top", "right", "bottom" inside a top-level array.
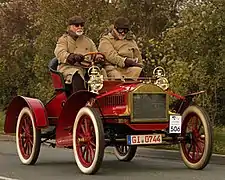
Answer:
[{"left": 50, "top": 72, "right": 65, "bottom": 90}]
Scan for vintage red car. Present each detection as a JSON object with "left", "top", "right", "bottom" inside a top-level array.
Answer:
[{"left": 4, "top": 52, "right": 213, "bottom": 175}]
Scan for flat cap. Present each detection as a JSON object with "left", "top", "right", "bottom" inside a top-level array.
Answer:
[{"left": 68, "top": 16, "right": 85, "bottom": 25}]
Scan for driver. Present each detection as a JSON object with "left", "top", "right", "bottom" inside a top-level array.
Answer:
[
  {"left": 98, "top": 17, "right": 143, "bottom": 80},
  {"left": 54, "top": 15, "right": 102, "bottom": 93}
]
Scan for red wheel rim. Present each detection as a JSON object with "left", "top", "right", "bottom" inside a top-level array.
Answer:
[
  {"left": 76, "top": 115, "right": 96, "bottom": 168},
  {"left": 18, "top": 114, "right": 34, "bottom": 160},
  {"left": 181, "top": 113, "right": 205, "bottom": 163}
]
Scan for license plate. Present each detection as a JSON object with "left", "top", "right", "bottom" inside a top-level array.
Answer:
[
  {"left": 127, "top": 134, "right": 162, "bottom": 145},
  {"left": 169, "top": 114, "right": 182, "bottom": 134}
]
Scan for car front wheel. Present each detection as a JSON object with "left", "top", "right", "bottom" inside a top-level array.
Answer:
[
  {"left": 180, "top": 105, "right": 213, "bottom": 170},
  {"left": 73, "top": 107, "right": 105, "bottom": 174}
]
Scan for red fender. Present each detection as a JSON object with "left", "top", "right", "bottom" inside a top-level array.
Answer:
[
  {"left": 4, "top": 96, "right": 48, "bottom": 133},
  {"left": 56, "top": 90, "right": 97, "bottom": 147}
]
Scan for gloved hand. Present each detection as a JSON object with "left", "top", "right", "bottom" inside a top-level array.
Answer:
[
  {"left": 73, "top": 54, "right": 84, "bottom": 63},
  {"left": 95, "top": 54, "right": 104, "bottom": 62},
  {"left": 67, "top": 53, "right": 76, "bottom": 65},
  {"left": 94, "top": 54, "right": 105, "bottom": 68},
  {"left": 67, "top": 53, "right": 84, "bottom": 65},
  {"left": 124, "top": 58, "right": 142, "bottom": 68}
]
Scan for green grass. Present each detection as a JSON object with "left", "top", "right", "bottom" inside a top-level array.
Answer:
[
  {"left": 0, "top": 111, "right": 5, "bottom": 133},
  {"left": 213, "top": 126, "right": 225, "bottom": 154}
]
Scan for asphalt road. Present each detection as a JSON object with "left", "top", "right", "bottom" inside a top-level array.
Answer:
[{"left": 0, "top": 138, "right": 224, "bottom": 180}]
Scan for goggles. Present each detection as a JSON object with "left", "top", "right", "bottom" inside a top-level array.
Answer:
[{"left": 116, "top": 28, "right": 129, "bottom": 34}]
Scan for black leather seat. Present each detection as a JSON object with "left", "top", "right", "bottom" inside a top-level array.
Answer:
[{"left": 48, "top": 57, "right": 59, "bottom": 72}]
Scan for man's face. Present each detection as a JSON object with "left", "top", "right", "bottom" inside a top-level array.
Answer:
[
  {"left": 70, "top": 23, "right": 84, "bottom": 36},
  {"left": 114, "top": 28, "right": 129, "bottom": 40}
]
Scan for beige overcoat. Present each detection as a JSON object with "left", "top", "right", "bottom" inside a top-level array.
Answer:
[
  {"left": 98, "top": 32, "right": 143, "bottom": 79},
  {"left": 54, "top": 33, "right": 97, "bottom": 84}
]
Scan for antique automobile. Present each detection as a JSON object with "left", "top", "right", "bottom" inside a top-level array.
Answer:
[{"left": 4, "top": 52, "right": 213, "bottom": 175}]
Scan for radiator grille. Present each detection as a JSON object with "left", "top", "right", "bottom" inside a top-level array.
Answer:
[
  {"left": 132, "top": 93, "right": 167, "bottom": 121},
  {"left": 99, "top": 95, "right": 125, "bottom": 107}
]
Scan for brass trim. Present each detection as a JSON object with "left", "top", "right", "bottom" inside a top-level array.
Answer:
[{"left": 129, "top": 84, "right": 169, "bottom": 123}]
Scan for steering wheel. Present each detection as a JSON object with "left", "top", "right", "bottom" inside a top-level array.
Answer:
[{"left": 78, "top": 52, "right": 106, "bottom": 68}]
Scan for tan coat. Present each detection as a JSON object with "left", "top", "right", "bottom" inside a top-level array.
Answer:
[
  {"left": 98, "top": 32, "right": 143, "bottom": 79},
  {"left": 54, "top": 33, "right": 97, "bottom": 84}
]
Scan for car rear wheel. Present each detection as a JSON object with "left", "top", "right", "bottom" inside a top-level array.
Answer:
[
  {"left": 180, "top": 105, "right": 213, "bottom": 170},
  {"left": 16, "top": 107, "right": 41, "bottom": 165},
  {"left": 114, "top": 145, "right": 137, "bottom": 161},
  {"left": 73, "top": 107, "right": 104, "bottom": 174}
]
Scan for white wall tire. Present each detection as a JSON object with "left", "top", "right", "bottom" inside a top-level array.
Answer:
[
  {"left": 179, "top": 105, "right": 213, "bottom": 170},
  {"left": 114, "top": 145, "right": 137, "bottom": 161},
  {"left": 73, "top": 107, "right": 104, "bottom": 174},
  {"left": 16, "top": 107, "right": 41, "bottom": 165}
]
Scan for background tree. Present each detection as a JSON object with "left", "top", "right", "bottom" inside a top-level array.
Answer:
[
  {"left": 152, "top": 0, "right": 225, "bottom": 124},
  {"left": 0, "top": 0, "right": 39, "bottom": 107}
]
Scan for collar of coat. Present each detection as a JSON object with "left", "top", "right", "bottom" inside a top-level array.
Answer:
[{"left": 66, "top": 30, "right": 79, "bottom": 41}]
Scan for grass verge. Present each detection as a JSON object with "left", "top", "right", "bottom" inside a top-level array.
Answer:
[
  {"left": 213, "top": 126, "right": 225, "bottom": 154},
  {"left": 0, "top": 111, "right": 5, "bottom": 133}
]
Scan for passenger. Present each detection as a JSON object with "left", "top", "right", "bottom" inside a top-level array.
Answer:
[
  {"left": 54, "top": 15, "right": 103, "bottom": 93},
  {"left": 98, "top": 17, "right": 143, "bottom": 80}
]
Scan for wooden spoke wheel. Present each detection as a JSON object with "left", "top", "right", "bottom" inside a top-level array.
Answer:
[
  {"left": 180, "top": 105, "right": 213, "bottom": 170},
  {"left": 73, "top": 107, "right": 104, "bottom": 174},
  {"left": 16, "top": 107, "right": 41, "bottom": 165}
]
